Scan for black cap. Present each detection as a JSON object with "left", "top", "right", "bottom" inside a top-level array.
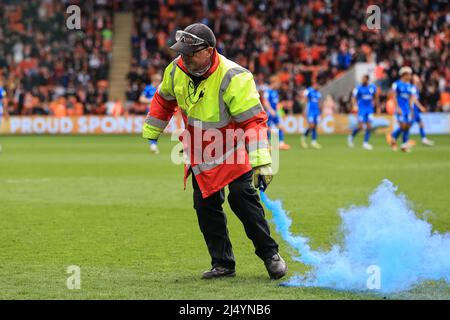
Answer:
[{"left": 170, "top": 23, "right": 216, "bottom": 55}]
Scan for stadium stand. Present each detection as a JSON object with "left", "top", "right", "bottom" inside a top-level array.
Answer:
[
  {"left": 0, "top": 0, "right": 448, "bottom": 115},
  {"left": 127, "top": 0, "right": 449, "bottom": 115},
  {"left": 0, "top": 0, "right": 115, "bottom": 115}
]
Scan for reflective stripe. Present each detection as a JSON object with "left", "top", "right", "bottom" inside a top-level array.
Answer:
[
  {"left": 191, "top": 141, "right": 245, "bottom": 175},
  {"left": 232, "top": 103, "right": 264, "bottom": 122},
  {"left": 170, "top": 58, "right": 179, "bottom": 98},
  {"left": 145, "top": 117, "right": 169, "bottom": 129},
  {"left": 219, "top": 67, "right": 247, "bottom": 119},
  {"left": 187, "top": 117, "right": 231, "bottom": 129},
  {"left": 182, "top": 67, "right": 249, "bottom": 129},
  {"left": 180, "top": 101, "right": 231, "bottom": 129},
  {"left": 191, "top": 165, "right": 201, "bottom": 175},
  {"left": 175, "top": 61, "right": 258, "bottom": 130},
  {"left": 157, "top": 83, "right": 176, "bottom": 101},
  {"left": 156, "top": 58, "right": 179, "bottom": 101},
  {"left": 246, "top": 140, "right": 269, "bottom": 153}
]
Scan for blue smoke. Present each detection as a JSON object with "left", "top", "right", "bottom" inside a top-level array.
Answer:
[{"left": 260, "top": 179, "right": 450, "bottom": 293}]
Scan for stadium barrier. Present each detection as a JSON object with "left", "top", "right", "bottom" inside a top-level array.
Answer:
[
  {"left": 1, "top": 113, "right": 449, "bottom": 135},
  {"left": 320, "top": 63, "right": 377, "bottom": 103}
]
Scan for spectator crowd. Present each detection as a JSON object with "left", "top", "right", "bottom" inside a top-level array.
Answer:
[
  {"left": 0, "top": 0, "right": 448, "bottom": 116},
  {"left": 0, "top": 0, "right": 115, "bottom": 116}
]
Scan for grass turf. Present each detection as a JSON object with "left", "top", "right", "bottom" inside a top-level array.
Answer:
[{"left": 0, "top": 134, "right": 449, "bottom": 299}]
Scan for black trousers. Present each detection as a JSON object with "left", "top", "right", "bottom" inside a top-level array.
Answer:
[{"left": 192, "top": 169, "right": 279, "bottom": 270}]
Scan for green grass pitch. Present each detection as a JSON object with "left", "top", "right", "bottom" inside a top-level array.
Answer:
[{"left": 0, "top": 134, "right": 449, "bottom": 299}]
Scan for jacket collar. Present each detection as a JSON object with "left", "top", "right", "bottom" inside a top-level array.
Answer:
[{"left": 177, "top": 48, "right": 220, "bottom": 79}]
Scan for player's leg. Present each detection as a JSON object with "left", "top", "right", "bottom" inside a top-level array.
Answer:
[
  {"left": 389, "top": 114, "right": 403, "bottom": 151},
  {"left": 310, "top": 116, "right": 321, "bottom": 149},
  {"left": 362, "top": 113, "right": 373, "bottom": 150},
  {"left": 348, "top": 115, "right": 363, "bottom": 148},
  {"left": 277, "top": 124, "right": 284, "bottom": 142},
  {"left": 417, "top": 115, "right": 434, "bottom": 146},
  {"left": 304, "top": 126, "right": 310, "bottom": 137},
  {"left": 390, "top": 127, "right": 402, "bottom": 140},
  {"left": 192, "top": 175, "right": 236, "bottom": 278},
  {"left": 400, "top": 120, "right": 412, "bottom": 152},
  {"left": 419, "top": 122, "right": 426, "bottom": 140},
  {"left": 0, "top": 109, "right": 3, "bottom": 153},
  {"left": 416, "top": 113, "right": 425, "bottom": 140},
  {"left": 406, "top": 115, "right": 418, "bottom": 147},
  {"left": 266, "top": 115, "right": 273, "bottom": 141},
  {"left": 273, "top": 115, "right": 290, "bottom": 150},
  {"left": 301, "top": 116, "right": 314, "bottom": 148},
  {"left": 277, "top": 124, "right": 291, "bottom": 150}
]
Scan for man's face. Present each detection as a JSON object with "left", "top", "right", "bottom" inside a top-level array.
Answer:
[
  {"left": 412, "top": 75, "right": 421, "bottom": 86},
  {"left": 402, "top": 73, "right": 412, "bottom": 82},
  {"left": 270, "top": 80, "right": 280, "bottom": 90},
  {"left": 362, "top": 75, "right": 369, "bottom": 85},
  {"left": 182, "top": 47, "right": 213, "bottom": 73}
]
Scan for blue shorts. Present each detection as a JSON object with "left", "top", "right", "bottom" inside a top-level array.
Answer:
[
  {"left": 267, "top": 112, "right": 280, "bottom": 127},
  {"left": 307, "top": 113, "right": 320, "bottom": 125},
  {"left": 396, "top": 113, "right": 413, "bottom": 125},
  {"left": 358, "top": 111, "right": 373, "bottom": 123}
]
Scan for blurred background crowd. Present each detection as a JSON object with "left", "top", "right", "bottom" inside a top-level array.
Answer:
[
  {"left": 0, "top": 0, "right": 449, "bottom": 116},
  {"left": 0, "top": 0, "right": 115, "bottom": 116}
]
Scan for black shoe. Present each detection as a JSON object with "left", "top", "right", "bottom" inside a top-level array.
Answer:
[
  {"left": 264, "top": 253, "right": 287, "bottom": 280},
  {"left": 201, "top": 266, "right": 236, "bottom": 279}
]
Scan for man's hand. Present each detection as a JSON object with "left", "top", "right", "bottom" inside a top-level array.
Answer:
[
  {"left": 139, "top": 95, "right": 151, "bottom": 104},
  {"left": 270, "top": 109, "right": 277, "bottom": 117},
  {"left": 253, "top": 164, "right": 273, "bottom": 191}
]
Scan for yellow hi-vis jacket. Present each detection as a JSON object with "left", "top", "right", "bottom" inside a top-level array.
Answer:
[{"left": 142, "top": 49, "right": 271, "bottom": 198}]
